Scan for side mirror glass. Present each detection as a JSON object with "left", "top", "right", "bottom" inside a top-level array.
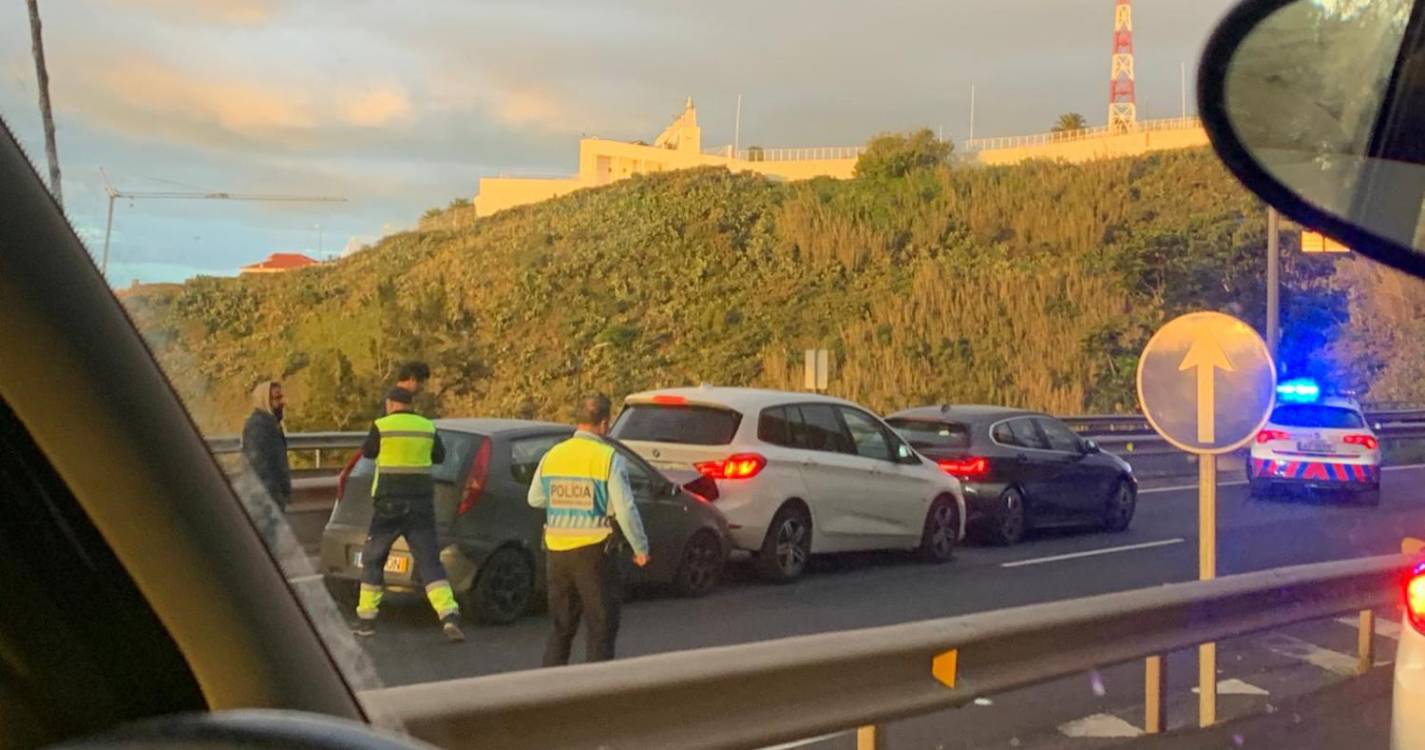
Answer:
[
  {"left": 896, "top": 442, "right": 916, "bottom": 462},
  {"left": 1201, "top": 0, "right": 1425, "bottom": 276},
  {"left": 1082, "top": 439, "right": 1101, "bottom": 454}
]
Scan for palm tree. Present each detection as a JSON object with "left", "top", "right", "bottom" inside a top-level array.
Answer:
[
  {"left": 27, "top": 0, "right": 62, "bottom": 209},
  {"left": 1051, "top": 112, "right": 1089, "bottom": 134}
]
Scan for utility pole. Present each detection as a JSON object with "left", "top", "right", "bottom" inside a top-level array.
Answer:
[
  {"left": 733, "top": 93, "right": 743, "bottom": 157},
  {"left": 1181, "top": 61, "right": 1189, "bottom": 119},
  {"left": 98, "top": 169, "right": 346, "bottom": 279},
  {"left": 1267, "top": 207, "right": 1281, "bottom": 360},
  {"left": 969, "top": 84, "right": 976, "bottom": 141},
  {"left": 26, "top": 0, "right": 62, "bottom": 209}
]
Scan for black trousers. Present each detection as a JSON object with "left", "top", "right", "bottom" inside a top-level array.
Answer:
[
  {"left": 543, "top": 541, "right": 621, "bottom": 666},
  {"left": 360, "top": 494, "right": 447, "bottom": 588}
]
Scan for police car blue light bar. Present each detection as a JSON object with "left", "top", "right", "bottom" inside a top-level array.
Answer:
[{"left": 1276, "top": 378, "right": 1320, "bottom": 403}]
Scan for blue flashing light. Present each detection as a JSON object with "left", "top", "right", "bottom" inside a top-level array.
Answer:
[{"left": 1276, "top": 378, "right": 1320, "bottom": 403}]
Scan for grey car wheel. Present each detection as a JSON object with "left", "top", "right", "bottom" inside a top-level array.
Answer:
[
  {"left": 758, "top": 504, "right": 811, "bottom": 582},
  {"left": 469, "top": 547, "right": 535, "bottom": 625},
  {"left": 674, "top": 529, "right": 725, "bottom": 597}
]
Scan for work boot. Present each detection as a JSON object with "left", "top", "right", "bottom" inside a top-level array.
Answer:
[
  {"left": 353, "top": 618, "right": 376, "bottom": 637},
  {"left": 441, "top": 614, "right": 465, "bottom": 643}
]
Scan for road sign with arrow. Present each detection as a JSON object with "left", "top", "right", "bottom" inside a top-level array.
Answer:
[
  {"left": 1135, "top": 310, "right": 1275, "bottom": 728},
  {"left": 1137, "top": 311, "right": 1276, "bottom": 455}
]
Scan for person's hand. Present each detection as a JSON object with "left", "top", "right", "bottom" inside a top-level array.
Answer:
[{"left": 633, "top": 554, "right": 650, "bottom": 568}]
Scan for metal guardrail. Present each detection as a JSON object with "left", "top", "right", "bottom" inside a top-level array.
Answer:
[
  {"left": 359, "top": 554, "right": 1408, "bottom": 750},
  {"left": 963, "top": 116, "right": 1204, "bottom": 152},
  {"left": 702, "top": 145, "right": 867, "bottom": 162}
]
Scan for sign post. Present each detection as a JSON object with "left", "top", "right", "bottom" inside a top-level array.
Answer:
[
  {"left": 1136, "top": 312, "right": 1275, "bottom": 728},
  {"left": 804, "top": 349, "right": 830, "bottom": 393}
]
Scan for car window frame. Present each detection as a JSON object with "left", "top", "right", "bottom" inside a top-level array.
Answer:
[
  {"left": 992, "top": 416, "right": 1052, "bottom": 451},
  {"left": 837, "top": 406, "right": 897, "bottom": 463},
  {"left": 1034, "top": 417, "right": 1083, "bottom": 454}
]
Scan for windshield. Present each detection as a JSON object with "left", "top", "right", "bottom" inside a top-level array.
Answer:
[
  {"left": 6, "top": 0, "right": 1415, "bottom": 747},
  {"left": 1271, "top": 405, "right": 1366, "bottom": 429},
  {"left": 610, "top": 405, "right": 741, "bottom": 445}
]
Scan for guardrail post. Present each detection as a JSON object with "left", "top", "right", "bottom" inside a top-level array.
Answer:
[
  {"left": 315, "top": 448, "right": 322, "bottom": 469},
  {"left": 1358, "top": 609, "right": 1375, "bottom": 675},
  {"left": 856, "top": 725, "right": 885, "bottom": 750},
  {"left": 1144, "top": 654, "right": 1167, "bottom": 733}
]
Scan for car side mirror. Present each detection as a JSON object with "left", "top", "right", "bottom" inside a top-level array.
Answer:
[
  {"left": 1082, "top": 439, "right": 1101, "bottom": 454},
  {"left": 895, "top": 443, "right": 917, "bottom": 463},
  {"left": 1373, "top": 422, "right": 1384, "bottom": 432},
  {"left": 1200, "top": 0, "right": 1425, "bottom": 279}
]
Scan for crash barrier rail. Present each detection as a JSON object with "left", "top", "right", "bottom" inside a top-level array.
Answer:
[
  {"left": 205, "top": 407, "right": 1425, "bottom": 474},
  {"left": 962, "top": 116, "right": 1204, "bottom": 152},
  {"left": 356, "top": 553, "right": 1407, "bottom": 750}
]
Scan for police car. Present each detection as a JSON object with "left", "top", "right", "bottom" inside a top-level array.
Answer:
[{"left": 1248, "top": 380, "right": 1381, "bottom": 505}]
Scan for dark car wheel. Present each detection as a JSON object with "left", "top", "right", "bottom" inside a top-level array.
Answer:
[
  {"left": 757, "top": 504, "right": 812, "bottom": 582},
  {"left": 1103, "top": 480, "right": 1136, "bottom": 532},
  {"left": 987, "top": 488, "right": 1027, "bottom": 546},
  {"left": 467, "top": 547, "right": 535, "bottom": 625},
  {"left": 674, "top": 529, "right": 725, "bottom": 597},
  {"left": 916, "top": 496, "right": 958, "bottom": 563}
]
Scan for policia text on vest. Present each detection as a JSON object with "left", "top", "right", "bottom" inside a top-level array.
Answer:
[
  {"left": 353, "top": 387, "right": 465, "bottom": 642},
  {"left": 528, "top": 429, "right": 650, "bottom": 665}
]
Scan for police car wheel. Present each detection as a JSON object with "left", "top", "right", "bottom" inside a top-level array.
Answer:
[{"left": 469, "top": 547, "right": 535, "bottom": 625}]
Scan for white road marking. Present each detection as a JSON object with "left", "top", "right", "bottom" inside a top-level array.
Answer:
[
  {"left": 1334, "top": 615, "right": 1403, "bottom": 640},
  {"left": 1057, "top": 713, "right": 1143, "bottom": 739},
  {"left": 1262, "top": 633, "right": 1359, "bottom": 675},
  {"left": 286, "top": 573, "right": 323, "bottom": 584},
  {"left": 1141, "top": 480, "right": 1247, "bottom": 495},
  {"left": 974, "top": 697, "right": 994, "bottom": 706},
  {"left": 1001, "top": 538, "right": 1185, "bottom": 568},
  {"left": 757, "top": 732, "right": 845, "bottom": 750},
  {"left": 1191, "top": 678, "right": 1269, "bottom": 696}
]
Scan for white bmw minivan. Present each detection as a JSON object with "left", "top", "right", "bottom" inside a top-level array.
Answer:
[{"left": 610, "top": 386, "right": 966, "bottom": 581}]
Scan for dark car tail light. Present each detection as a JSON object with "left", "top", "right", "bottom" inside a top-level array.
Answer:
[
  {"left": 457, "top": 437, "right": 492, "bottom": 515},
  {"left": 937, "top": 456, "right": 990, "bottom": 481},
  {"left": 335, "top": 451, "right": 361, "bottom": 500},
  {"left": 1344, "top": 434, "right": 1379, "bottom": 450},
  {"left": 1256, "top": 429, "right": 1290, "bottom": 444},
  {"left": 695, "top": 453, "right": 767, "bottom": 480},
  {"left": 1408, "top": 564, "right": 1425, "bottom": 635},
  {"left": 681, "top": 474, "right": 720, "bottom": 503}
]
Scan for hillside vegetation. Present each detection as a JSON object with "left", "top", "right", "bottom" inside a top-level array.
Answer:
[{"left": 126, "top": 144, "right": 1350, "bottom": 434}]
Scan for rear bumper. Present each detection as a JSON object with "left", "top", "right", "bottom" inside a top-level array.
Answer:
[
  {"left": 319, "top": 523, "right": 419, "bottom": 589},
  {"left": 959, "top": 482, "right": 1012, "bottom": 524},
  {"left": 1249, "top": 457, "right": 1379, "bottom": 486}
]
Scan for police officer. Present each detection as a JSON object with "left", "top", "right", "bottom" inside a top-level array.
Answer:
[
  {"left": 354, "top": 386, "right": 465, "bottom": 642},
  {"left": 527, "top": 393, "right": 649, "bottom": 665}
]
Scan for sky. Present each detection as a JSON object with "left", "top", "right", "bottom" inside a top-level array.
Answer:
[{"left": 1, "top": 0, "right": 1239, "bottom": 285}]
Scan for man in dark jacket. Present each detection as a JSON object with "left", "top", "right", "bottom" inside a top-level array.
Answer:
[{"left": 242, "top": 380, "right": 291, "bottom": 511}]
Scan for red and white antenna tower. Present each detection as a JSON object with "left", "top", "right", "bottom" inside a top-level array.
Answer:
[{"left": 1108, "top": 0, "right": 1137, "bottom": 132}]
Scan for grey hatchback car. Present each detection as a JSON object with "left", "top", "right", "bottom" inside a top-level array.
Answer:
[{"left": 320, "top": 418, "right": 730, "bottom": 624}]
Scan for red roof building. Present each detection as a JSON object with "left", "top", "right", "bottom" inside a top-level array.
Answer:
[{"left": 239, "top": 252, "right": 319, "bottom": 275}]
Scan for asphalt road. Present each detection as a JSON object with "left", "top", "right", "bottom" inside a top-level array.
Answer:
[{"left": 345, "top": 465, "right": 1425, "bottom": 748}]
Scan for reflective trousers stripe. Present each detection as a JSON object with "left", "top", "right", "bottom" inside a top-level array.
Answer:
[
  {"left": 356, "top": 583, "right": 383, "bottom": 620},
  {"left": 426, "top": 580, "right": 459, "bottom": 619}
]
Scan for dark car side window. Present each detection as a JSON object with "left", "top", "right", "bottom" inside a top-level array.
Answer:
[
  {"left": 1035, "top": 418, "right": 1081, "bottom": 453},
  {"left": 509, "top": 433, "right": 566, "bottom": 486},
  {"left": 991, "top": 421, "right": 1015, "bottom": 446},
  {"left": 793, "top": 404, "right": 855, "bottom": 454},
  {"left": 433, "top": 430, "right": 478, "bottom": 484},
  {"left": 1008, "top": 418, "right": 1050, "bottom": 450}
]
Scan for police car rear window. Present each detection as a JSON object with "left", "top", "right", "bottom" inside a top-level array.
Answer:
[
  {"left": 611, "top": 404, "right": 742, "bottom": 445},
  {"left": 1270, "top": 405, "right": 1364, "bottom": 429}
]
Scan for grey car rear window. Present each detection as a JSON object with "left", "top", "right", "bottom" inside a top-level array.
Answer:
[
  {"left": 611, "top": 404, "right": 742, "bottom": 445},
  {"left": 510, "top": 433, "right": 567, "bottom": 485}
]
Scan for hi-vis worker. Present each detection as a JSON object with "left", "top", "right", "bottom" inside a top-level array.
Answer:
[
  {"left": 354, "top": 387, "right": 465, "bottom": 642},
  {"left": 528, "top": 393, "right": 649, "bottom": 665}
]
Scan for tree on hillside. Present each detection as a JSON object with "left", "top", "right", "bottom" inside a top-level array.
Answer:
[
  {"left": 1052, "top": 113, "right": 1089, "bottom": 134},
  {"left": 854, "top": 129, "right": 952, "bottom": 180}
]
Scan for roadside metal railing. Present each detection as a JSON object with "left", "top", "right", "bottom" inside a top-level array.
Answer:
[
  {"left": 962, "top": 116, "right": 1204, "bottom": 152},
  {"left": 701, "top": 145, "right": 867, "bottom": 162},
  {"left": 358, "top": 554, "right": 1408, "bottom": 750}
]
